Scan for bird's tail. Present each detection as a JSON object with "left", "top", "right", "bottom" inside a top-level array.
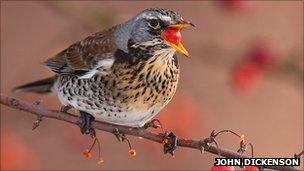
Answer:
[{"left": 13, "top": 76, "right": 56, "bottom": 94}]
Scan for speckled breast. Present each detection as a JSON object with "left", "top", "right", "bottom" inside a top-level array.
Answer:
[{"left": 55, "top": 54, "right": 179, "bottom": 127}]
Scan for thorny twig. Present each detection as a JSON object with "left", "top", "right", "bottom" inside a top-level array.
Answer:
[
  {"left": 294, "top": 150, "right": 304, "bottom": 159},
  {"left": 0, "top": 93, "right": 301, "bottom": 171},
  {"left": 209, "top": 129, "right": 255, "bottom": 157},
  {"left": 32, "top": 100, "right": 43, "bottom": 130},
  {"left": 32, "top": 114, "right": 43, "bottom": 130}
]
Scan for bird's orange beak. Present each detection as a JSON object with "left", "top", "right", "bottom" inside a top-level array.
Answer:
[{"left": 161, "top": 21, "right": 195, "bottom": 57}]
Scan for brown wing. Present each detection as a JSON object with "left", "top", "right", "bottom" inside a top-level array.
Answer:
[{"left": 43, "top": 27, "right": 117, "bottom": 76}]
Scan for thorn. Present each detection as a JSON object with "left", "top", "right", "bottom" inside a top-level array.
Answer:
[
  {"left": 204, "top": 131, "right": 222, "bottom": 156},
  {"left": 249, "top": 143, "right": 254, "bottom": 158},
  {"left": 199, "top": 147, "right": 204, "bottom": 154},
  {"left": 294, "top": 150, "right": 304, "bottom": 158},
  {"left": 32, "top": 114, "right": 43, "bottom": 130},
  {"left": 32, "top": 100, "right": 42, "bottom": 105},
  {"left": 113, "top": 128, "right": 124, "bottom": 142},
  {"left": 237, "top": 140, "right": 247, "bottom": 154},
  {"left": 198, "top": 140, "right": 205, "bottom": 154},
  {"left": 210, "top": 130, "right": 216, "bottom": 137}
]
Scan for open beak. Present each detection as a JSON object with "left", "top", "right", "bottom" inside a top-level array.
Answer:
[
  {"left": 169, "top": 21, "right": 195, "bottom": 29},
  {"left": 161, "top": 21, "right": 195, "bottom": 57}
]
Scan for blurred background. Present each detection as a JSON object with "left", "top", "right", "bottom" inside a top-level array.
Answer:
[{"left": 1, "top": 1, "right": 303, "bottom": 170}]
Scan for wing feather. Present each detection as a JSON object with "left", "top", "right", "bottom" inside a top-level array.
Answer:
[{"left": 43, "top": 27, "right": 117, "bottom": 77}]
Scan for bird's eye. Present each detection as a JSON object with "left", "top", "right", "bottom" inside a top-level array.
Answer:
[{"left": 148, "top": 19, "right": 160, "bottom": 28}]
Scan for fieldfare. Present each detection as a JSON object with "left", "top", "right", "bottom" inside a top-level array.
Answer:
[{"left": 14, "top": 8, "right": 194, "bottom": 154}]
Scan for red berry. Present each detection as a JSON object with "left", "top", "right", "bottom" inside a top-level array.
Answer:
[
  {"left": 243, "top": 166, "right": 259, "bottom": 171},
  {"left": 2, "top": 133, "right": 40, "bottom": 169},
  {"left": 249, "top": 42, "right": 275, "bottom": 69},
  {"left": 211, "top": 166, "right": 235, "bottom": 171},
  {"left": 219, "top": 0, "right": 254, "bottom": 11},
  {"left": 232, "top": 60, "right": 262, "bottom": 91}
]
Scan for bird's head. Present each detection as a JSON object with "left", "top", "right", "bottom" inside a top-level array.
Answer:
[{"left": 115, "top": 8, "right": 194, "bottom": 58}]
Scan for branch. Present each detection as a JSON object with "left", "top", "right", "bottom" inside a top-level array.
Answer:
[{"left": 0, "top": 93, "right": 299, "bottom": 171}]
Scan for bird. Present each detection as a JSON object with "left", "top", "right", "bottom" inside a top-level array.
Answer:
[{"left": 14, "top": 8, "right": 194, "bottom": 153}]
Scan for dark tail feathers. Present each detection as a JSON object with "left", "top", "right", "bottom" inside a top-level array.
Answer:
[{"left": 13, "top": 76, "right": 56, "bottom": 94}]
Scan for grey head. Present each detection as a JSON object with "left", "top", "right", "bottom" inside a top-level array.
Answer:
[{"left": 114, "top": 8, "right": 194, "bottom": 57}]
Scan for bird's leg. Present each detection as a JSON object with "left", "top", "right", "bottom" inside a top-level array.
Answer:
[
  {"left": 143, "top": 119, "right": 164, "bottom": 132},
  {"left": 162, "top": 131, "right": 178, "bottom": 156},
  {"left": 79, "top": 111, "right": 95, "bottom": 135},
  {"left": 60, "top": 105, "right": 73, "bottom": 113}
]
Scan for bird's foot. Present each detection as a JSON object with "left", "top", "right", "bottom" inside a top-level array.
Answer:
[
  {"left": 79, "top": 111, "right": 95, "bottom": 135},
  {"left": 162, "top": 131, "right": 178, "bottom": 156},
  {"left": 60, "top": 105, "right": 72, "bottom": 113},
  {"left": 143, "top": 119, "right": 164, "bottom": 132}
]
